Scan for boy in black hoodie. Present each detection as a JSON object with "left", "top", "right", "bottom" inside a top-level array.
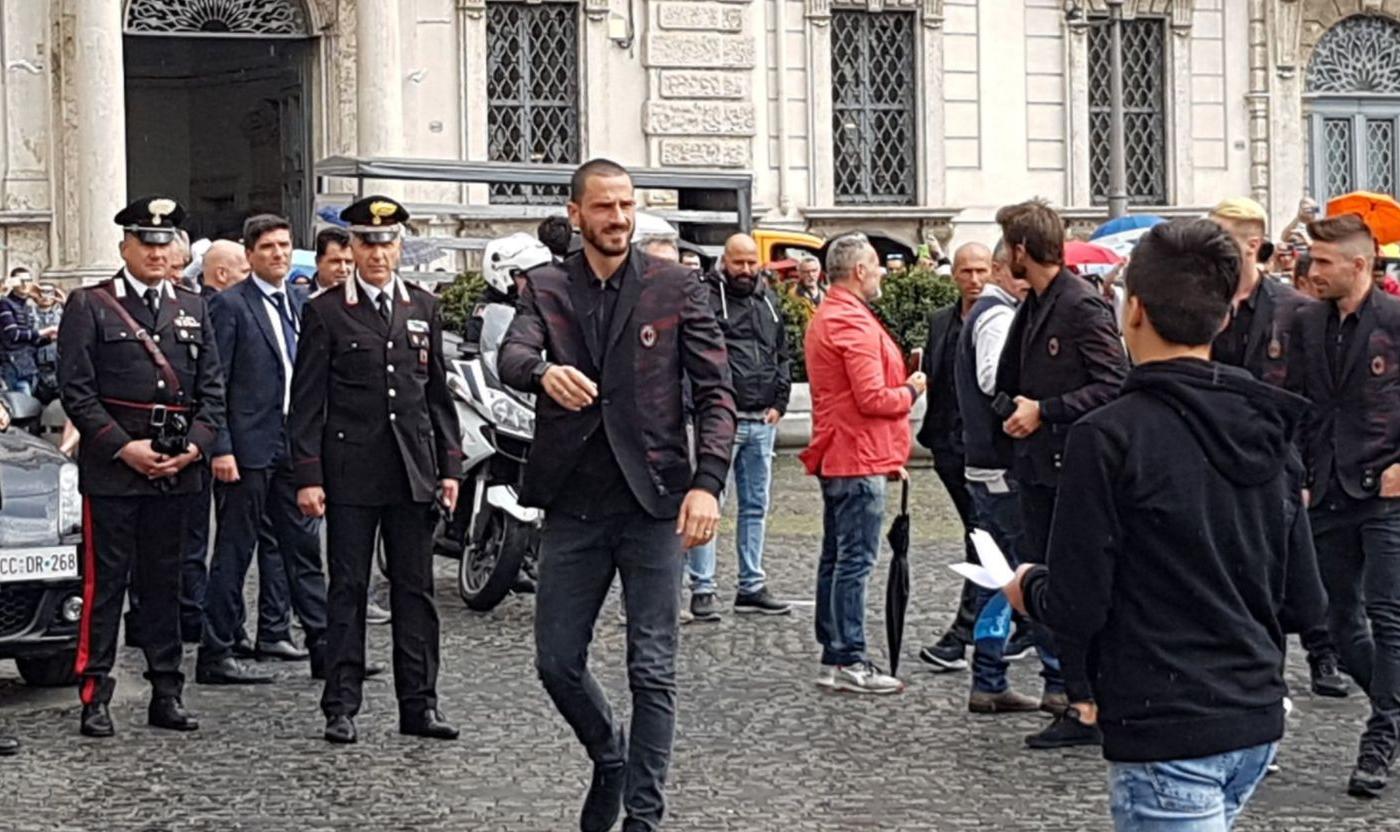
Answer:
[{"left": 1005, "top": 219, "right": 1326, "bottom": 831}]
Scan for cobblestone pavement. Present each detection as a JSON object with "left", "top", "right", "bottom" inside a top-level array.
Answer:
[{"left": 0, "top": 456, "right": 1394, "bottom": 830}]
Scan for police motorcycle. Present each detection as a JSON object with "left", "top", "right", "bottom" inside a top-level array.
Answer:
[{"left": 433, "top": 234, "right": 552, "bottom": 611}]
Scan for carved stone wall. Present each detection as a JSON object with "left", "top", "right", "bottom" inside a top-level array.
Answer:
[{"left": 643, "top": 4, "right": 758, "bottom": 169}]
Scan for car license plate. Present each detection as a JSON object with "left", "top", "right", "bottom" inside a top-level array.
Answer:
[{"left": 0, "top": 546, "right": 80, "bottom": 584}]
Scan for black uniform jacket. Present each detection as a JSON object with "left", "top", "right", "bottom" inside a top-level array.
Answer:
[
  {"left": 995, "top": 269, "right": 1128, "bottom": 487},
  {"left": 499, "top": 250, "right": 737, "bottom": 520},
  {"left": 1285, "top": 286, "right": 1400, "bottom": 505},
  {"left": 290, "top": 276, "right": 463, "bottom": 506},
  {"left": 1213, "top": 277, "right": 1313, "bottom": 388},
  {"left": 58, "top": 271, "right": 226, "bottom": 497},
  {"left": 916, "top": 303, "right": 963, "bottom": 458}
]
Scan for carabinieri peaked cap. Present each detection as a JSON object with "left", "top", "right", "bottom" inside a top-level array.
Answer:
[
  {"left": 341, "top": 195, "right": 411, "bottom": 244},
  {"left": 114, "top": 196, "right": 186, "bottom": 245}
]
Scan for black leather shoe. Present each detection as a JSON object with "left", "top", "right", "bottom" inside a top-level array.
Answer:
[
  {"left": 324, "top": 715, "right": 357, "bottom": 744},
  {"left": 1310, "top": 654, "right": 1351, "bottom": 698},
  {"left": 232, "top": 634, "right": 256, "bottom": 659},
  {"left": 1025, "top": 708, "right": 1103, "bottom": 750},
  {"left": 0, "top": 734, "right": 19, "bottom": 756},
  {"left": 400, "top": 709, "right": 459, "bottom": 740},
  {"left": 148, "top": 697, "right": 199, "bottom": 731},
  {"left": 256, "top": 639, "right": 309, "bottom": 662},
  {"left": 1349, "top": 752, "right": 1389, "bottom": 798},
  {"left": 80, "top": 703, "right": 114, "bottom": 738},
  {"left": 196, "top": 657, "right": 275, "bottom": 685},
  {"left": 580, "top": 760, "right": 626, "bottom": 832}
]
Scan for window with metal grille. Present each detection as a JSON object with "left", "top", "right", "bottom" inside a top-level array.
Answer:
[
  {"left": 487, "top": 1, "right": 580, "bottom": 204},
  {"left": 1088, "top": 17, "right": 1167, "bottom": 205},
  {"left": 1305, "top": 16, "right": 1400, "bottom": 202},
  {"left": 830, "top": 10, "right": 917, "bottom": 206}
]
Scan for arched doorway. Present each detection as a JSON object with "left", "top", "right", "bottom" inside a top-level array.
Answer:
[
  {"left": 122, "top": 0, "right": 316, "bottom": 243},
  {"left": 1305, "top": 14, "right": 1400, "bottom": 202}
]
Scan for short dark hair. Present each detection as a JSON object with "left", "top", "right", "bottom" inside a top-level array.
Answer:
[
  {"left": 1293, "top": 252, "right": 1312, "bottom": 281},
  {"left": 1124, "top": 219, "right": 1238, "bottom": 347},
  {"left": 570, "top": 158, "right": 630, "bottom": 203},
  {"left": 8, "top": 267, "right": 29, "bottom": 278},
  {"left": 243, "top": 214, "right": 292, "bottom": 249},
  {"left": 315, "top": 226, "right": 351, "bottom": 260},
  {"left": 537, "top": 215, "right": 573, "bottom": 258},
  {"left": 996, "top": 199, "right": 1065, "bottom": 266},
  {"left": 1307, "top": 213, "right": 1375, "bottom": 263}
]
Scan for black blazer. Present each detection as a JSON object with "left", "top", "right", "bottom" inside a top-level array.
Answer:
[
  {"left": 995, "top": 270, "right": 1128, "bottom": 487},
  {"left": 916, "top": 303, "right": 963, "bottom": 458},
  {"left": 208, "top": 278, "right": 304, "bottom": 469},
  {"left": 57, "top": 272, "right": 226, "bottom": 497},
  {"left": 1285, "top": 286, "right": 1400, "bottom": 505},
  {"left": 1214, "top": 278, "right": 1314, "bottom": 388},
  {"left": 290, "top": 277, "right": 462, "bottom": 506},
  {"left": 499, "top": 250, "right": 737, "bottom": 520}
]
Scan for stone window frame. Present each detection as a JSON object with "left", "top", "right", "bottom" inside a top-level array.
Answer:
[
  {"left": 1064, "top": 0, "right": 1195, "bottom": 208},
  {"left": 804, "top": 0, "right": 946, "bottom": 208}
]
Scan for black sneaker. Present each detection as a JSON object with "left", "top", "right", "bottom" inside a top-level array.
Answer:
[
  {"left": 918, "top": 633, "right": 968, "bottom": 673},
  {"left": 734, "top": 588, "right": 792, "bottom": 616},
  {"left": 1004, "top": 629, "right": 1036, "bottom": 662},
  {"left": 690, "top": 593, "right": 721, "bottom": 622},
  {"left": 1310, "top": 654, "right": 1350, "bottom": 698},
  {"left": 1348, "top": 752, "right": 1389, "bottom": 798},
  {"left": 1025, "top": 708, "right": 1103, "bottom": 750}
]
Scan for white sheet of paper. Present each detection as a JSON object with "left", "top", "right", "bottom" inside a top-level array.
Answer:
[{"left": 946, "top": 529, "right": 1017, "bottom": 589}]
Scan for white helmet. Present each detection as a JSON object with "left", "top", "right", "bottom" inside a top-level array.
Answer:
[{"left": 483, "top": 232, "right": 553, "bottom": 295}]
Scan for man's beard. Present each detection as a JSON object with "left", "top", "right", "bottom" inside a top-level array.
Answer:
[
  {"left": 581, "top": 219, "right": 632, "bottom": 257},
  {"left": 726, "top": 273, "right": 758, "bottom": 296}
]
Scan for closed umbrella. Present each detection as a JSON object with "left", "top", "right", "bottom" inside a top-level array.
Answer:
[
  {"left": 1327, "top": 191, "right": 1400, "bottom": 245},
  {"left": 884, "top": 478, "right": 912, "bottom": 677}
]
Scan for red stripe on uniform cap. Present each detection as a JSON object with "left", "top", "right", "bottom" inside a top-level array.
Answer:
[{"left": 74, "top": 499, "right": 97, "bottom": 703}]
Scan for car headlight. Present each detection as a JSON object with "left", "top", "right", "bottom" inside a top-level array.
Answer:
[
  {"left": 488, "top": 390, "right": 534, "bottom": 437},
  {"left": 59, "top": 462, "right": 82, "bottom": 538}
]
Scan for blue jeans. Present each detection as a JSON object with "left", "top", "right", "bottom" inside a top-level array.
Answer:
[
  {"left": 966, "top": 480, "right": 1014, "bottom": 693},
  {"left": 1108, "top": 742, "right": 1277, "bottom": 831},
  {"left": 815, "top": 475, "right": 885, "bottom": 667},
  {"left": 1313, "top": 499, "right": 1400, "bottom": 760},
  {"left": 687, "top": 419, "right": 776, "bottom": 596}
]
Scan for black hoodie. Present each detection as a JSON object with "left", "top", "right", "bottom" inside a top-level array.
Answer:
[{"left": 1023, "top": 358, "right": 1326, "bottom": 763}]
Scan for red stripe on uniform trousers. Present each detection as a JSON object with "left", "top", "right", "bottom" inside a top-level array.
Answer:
[{"left": 74, "top": 499, "right": 97, "bottom": 704}]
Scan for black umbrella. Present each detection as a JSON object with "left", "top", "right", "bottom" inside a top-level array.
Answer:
[{"left": 885, "top": 478, "right": 912, "bottom": 677}]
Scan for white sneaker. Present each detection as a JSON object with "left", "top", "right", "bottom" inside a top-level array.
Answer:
[
  {"left": 816, "top": 664, "right": 838, "bottom": 689},
  {"left": 832, "top": 662, "right": 905, "bottom": 695},
  {"left": 679, "top": 607, "right": 695, "bottom": 625}
]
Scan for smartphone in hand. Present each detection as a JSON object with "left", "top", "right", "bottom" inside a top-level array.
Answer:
[{"left": 908, "top": 347, "right": 924, "bottom": 374}]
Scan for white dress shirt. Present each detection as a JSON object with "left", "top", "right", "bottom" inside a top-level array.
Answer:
[
  {"left": 251, "top": 275, "right": 297, "bottom": 414},
  {"left": 964, "top": 283, "right": 1020, "bottom": 490}
]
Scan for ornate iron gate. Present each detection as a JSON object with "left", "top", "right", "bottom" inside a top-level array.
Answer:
[
  {"left": 1088, "top": 17, "right": 1167, "bottom": 206},
  {"left": 831, "top": 10, "right": 917, "bottom": 206},
  {"left": 487, "top": 1, "right": 581, "bottom": 204}
]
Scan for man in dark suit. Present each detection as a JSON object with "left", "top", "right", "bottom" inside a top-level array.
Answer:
[
  {"left": 1209, "top": 196, "right": 1349, "bottom": 700},
  {"left": 291, "top": 196, "right": 462, "bottom": 745},
  {"left": 994, "top": 198, "right": 1128, "bottom": 750},
  {"left": 1286, "top": 213, "right": 1400, "bottom": 798},
  {"left": 499, "top": 159, "right": 736, "bottom": 832},
  {"left": 58, "top": 196, "right": 226, "bottom": 737},
  {"left": 197, "top": 214, "right": 331, "bottom": 685}
]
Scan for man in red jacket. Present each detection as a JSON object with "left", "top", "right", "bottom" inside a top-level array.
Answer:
[{"left": 802, "top": 233, "right": 926, "bottom": 694}]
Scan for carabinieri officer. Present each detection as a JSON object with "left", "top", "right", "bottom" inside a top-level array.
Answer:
[
  {"left": 290, "top": 195, "right": 463, "bottom": 744},
  {"left": 58, "top": 196, "right": 226, "bottom": 738}
]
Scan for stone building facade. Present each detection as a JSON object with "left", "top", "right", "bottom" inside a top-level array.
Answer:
[{"left": 2, "top": 0, "right": 1400, "bottom": 280}]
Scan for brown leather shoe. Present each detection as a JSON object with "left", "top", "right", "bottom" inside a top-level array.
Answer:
[{"left": 969, "top": 689, "right": 1041, "bottom": 714}]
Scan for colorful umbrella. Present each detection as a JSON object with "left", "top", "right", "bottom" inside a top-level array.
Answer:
[
  {"left": 885, "top": 479, "right": 912, "bottom": 677},
  {"left": 1064, "top": 241, "right": 1123, "bottom": 269},
  {"left": 1090, "top": 214, "right": 1164, "bottom": 257},
  {"left": 1327, "top": 191, "right": 1400, "bottom": 245}
]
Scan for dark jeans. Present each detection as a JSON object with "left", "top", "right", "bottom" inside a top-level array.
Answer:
[
  {"left": 933, "top": 458, "right": 979, "bottom": 644},
  {"left": 815, "top": 475, "right": 886, "bottom": 667},
  {"left": 322, "top": 501, "right": 439, "bottom": 718},
  {"left": 1313, "top": 499, "right": 1400, "bottom": 759},
  {"left": 1019, "top": 481, "right": 1075, "bottom": 699},
  {"left": 200, "top": 460, "right": 328, "bottom": 665},
  {"left": 535, "top": 511, "right": 682, "bottom": 831}
]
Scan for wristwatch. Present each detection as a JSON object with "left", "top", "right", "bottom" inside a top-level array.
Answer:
[{"left": 530, "top": 361, "right": 554, "bottom": 391}]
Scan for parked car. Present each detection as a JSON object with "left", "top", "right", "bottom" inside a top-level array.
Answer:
[{"left": 0, "top": 402, "right": 84, "bottom": 688}]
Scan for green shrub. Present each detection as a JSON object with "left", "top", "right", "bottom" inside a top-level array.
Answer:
[
  {"left": 873, "top": 266, "right": 961, "bottom": 354},
  {"left": 439, "top": 271, "right": 487, "bottom": 336},
  {"left": 773, "top": 281, "right": 816, "bottom": 383}
]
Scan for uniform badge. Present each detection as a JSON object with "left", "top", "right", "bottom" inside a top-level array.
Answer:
[
  {"left": 1047, "top": 336, "right": 1060, "bottom": 357},
  {"left": 640, "top": 324, "right": 658, "bottom": 349},
  {"left": 148, "top": 198, "right": 176, "bottom": 226},
  {"left": 174, "top": 313, "right": 200, "bottom": 329},
  {"left": 1267, "top": 339, "right": 1282, "bottom": 360},
  {"left": 1373, "top": 355, "right": 1387, "bottom": 377},
  {"left": 369, "top": 200, "right": 397, "bottom": 226},
  {"left": 407, "top": 318, "right": 430, "bottom": 333},
  {"left": 419, "top": 348, "right": 429, "bottom": 366}
]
